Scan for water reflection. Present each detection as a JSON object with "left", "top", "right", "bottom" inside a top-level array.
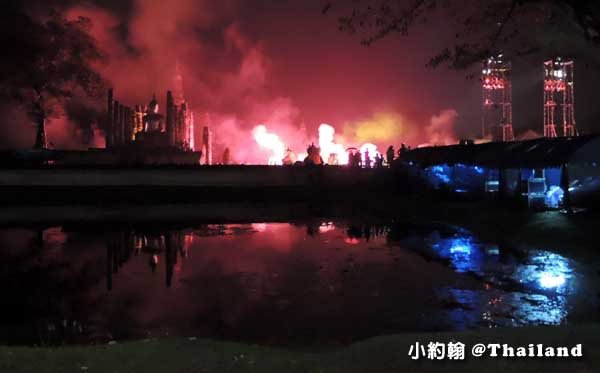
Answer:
[
  {"left": 409, "top": 229, "right": 579, "bottom": 328},
  {"left": 106, "top": 231, "right": 195, "bottom": 289},
  {"left": 0, "top": 221, "right": 597, "bottom": 346}
]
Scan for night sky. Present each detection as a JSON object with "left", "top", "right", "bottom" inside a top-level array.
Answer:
[{"left": 3, "top": 0, "right": 600, "bottom": 162}]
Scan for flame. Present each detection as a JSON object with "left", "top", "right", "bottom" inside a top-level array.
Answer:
[
  {"left": 359, "top": 143, "right": 380, "bottom": 165},
  {"left": 252, "top": 125, "right": 285, "bottom": 165},
  {"left": 252, "top": 123, "right": 381, "bottom": 166},
  {"left": 318, "top": 124, "right": 349, "bottom": 165}
]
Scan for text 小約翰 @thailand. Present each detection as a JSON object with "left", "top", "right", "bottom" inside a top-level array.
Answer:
[{"left": 408, "top": 341, "right": 583, "bottom": 360}]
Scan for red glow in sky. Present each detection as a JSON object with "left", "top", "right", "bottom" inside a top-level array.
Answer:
[{"left": 4, "top": 0, "right": 600, "bottom": 158}]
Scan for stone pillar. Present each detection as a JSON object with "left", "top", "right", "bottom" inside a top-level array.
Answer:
[
  {"left": 202, "top": 126, "right": 212, "bottom": 165},
  {"left": 127, "top": 107, "right": 134, "bottom": 143},
  {"left": 134, "top": 105, "right": 143, "bottom": 137},
  {"left": 189, "top": 111, "right": 195, "bottom": 151},
  {"left": 106, "top": 89, "right": 113, "bottom": 148},
  {"left": 119, "top": 104, "right": 126, "bottom": 145},
  {"left": 112, "top": 101, "right": 120, "bottom": 146},
  {"left": 180, "top": 103, "right": 188, "bottom": 148},
  {"left": 166, "top": 91, "right": 175, "bottom": 146}
]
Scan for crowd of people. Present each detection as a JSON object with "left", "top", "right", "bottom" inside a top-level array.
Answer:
[
  {"left": 346, "top": 144, "right": 411, "bottom": 168},
  {"left": 289, "top": 143, "right": 412, "bottom": 168}
]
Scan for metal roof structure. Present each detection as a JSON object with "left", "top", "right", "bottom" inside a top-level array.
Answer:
[{"left": 399, "top": 134, "right": 600, "bottom": 169}]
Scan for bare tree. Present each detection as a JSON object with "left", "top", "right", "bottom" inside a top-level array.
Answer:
[
  {"left": 0, "top": 2, "right": 105, "bottom": 148},
  {"left": 325, "top": 0, "right": 600, "bottom": 68}
]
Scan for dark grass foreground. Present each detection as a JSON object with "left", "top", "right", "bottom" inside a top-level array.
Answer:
[{"left": 2, "top": 325, "right": 599, "bottom": 373}]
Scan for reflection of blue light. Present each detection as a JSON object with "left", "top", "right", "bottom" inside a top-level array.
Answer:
[
  {"left": 429, "top": 235, "right": 482, "bottom": 273},
  {"left": 454, "top": 189, "right": 467, "bottom": 193},
  {"left": 474, "top": 166, "right": 484, "bottom": 174},
  {"left": 513, "top": 251, "right": 572, "bottom": 295},
  {"left": 539, "top": 272, "right": 566, "bottom": 288}
]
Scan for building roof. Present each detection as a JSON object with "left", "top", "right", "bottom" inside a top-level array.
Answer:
[{"left": 399, "top": 134, "right": 600, "bottom": 169}]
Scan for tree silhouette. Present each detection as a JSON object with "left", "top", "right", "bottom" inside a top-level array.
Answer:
[
  {"left": 0, "top": 2, "right": 105, "bottom": 148},
  {"left": 325, "top": 0, "right": 600, "bottom": 68}
]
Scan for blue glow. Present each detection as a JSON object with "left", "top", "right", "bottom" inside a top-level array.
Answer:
[
  {"left": 513, "top": 251, "right": 572, "bottom": 294},
  {"left": 545, "top": 185, "right": 564, "bottom": 208},
  {"left": 450, "top": 242, "right": 472, "bottom": 254},
  {"left": 539, "top": 272, "right": 566, "bottom": 288},
  {"left": 431, "top": 165, "right": 451, "bottom": 183},
  {"left": 429, "top": 235, "right": 483, "bottom": 273},
  {"left": 545, "top": 168, "right": 561, "bottom": 186},
  {"left": 422, "top": 164, "right": 486, "bottom": 192},
  {"left": 423, "top": 165, "right": 453, "bottom": 189},
  {"left": 427, "top": 230, "right": 577, "bottom": 329},
  {"left": 485, "top": 245, "right": 500, "bottom": 255}
]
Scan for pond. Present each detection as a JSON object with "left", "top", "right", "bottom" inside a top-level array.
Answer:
[{"left": 0, "top": 215, "right": 598, "bottom": 347}]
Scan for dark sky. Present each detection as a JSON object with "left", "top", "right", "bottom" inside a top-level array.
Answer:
[{"left": 6, "top": 0, "right": 600, "bottom": 161}]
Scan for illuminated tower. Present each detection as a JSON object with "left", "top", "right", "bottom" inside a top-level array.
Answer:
[
  {"left": 482, "top": 53, "right": 514, "bottom": 142},
  {"left": 544, "top": 58, "right": 576, "bottom": 137}
]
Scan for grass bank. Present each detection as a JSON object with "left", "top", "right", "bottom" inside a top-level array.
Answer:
[{"left": 2, "top": 324, "right": 599, "bottom": 373}]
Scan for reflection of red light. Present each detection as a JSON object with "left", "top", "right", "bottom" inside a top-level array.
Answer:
[
  {"left": 344, "top": 238, "right": 360, "bottom": 245},
  {"left": 251, "top": 223, "right": 267, "bottom": 232}
]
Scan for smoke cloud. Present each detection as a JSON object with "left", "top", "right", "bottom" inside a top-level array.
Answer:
[
  {"left": 423, "top": 109, "right": 459, "bottom": 147},
  {"left": 3, "top": 0, "right": 462, "bottom": 157}
]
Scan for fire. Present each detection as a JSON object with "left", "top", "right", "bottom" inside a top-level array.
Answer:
[
  {"left": 318, "top": 124, "right": 349, "bottom": 165},
  {"left": 252, "top": 123, "right": 381, "bottom": 166},
  {"left": 359, "top": 143, "right": 380, "bottom": 165},
  {"left": 252, "top": 125, "right": 286, "bottom": 165}
]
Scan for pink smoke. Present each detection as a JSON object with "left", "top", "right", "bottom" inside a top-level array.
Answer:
[{"left": 54, "top": 1, "right": 460, "bottom": 159}]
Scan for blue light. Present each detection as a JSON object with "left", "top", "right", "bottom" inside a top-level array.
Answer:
[
  {"left": 450, "top": 242, "right": 472, "bottom": 254},
  {"left": 437, "top": 236, "right": 483, "bottom": 273},
  {"left": 513, "top": 251, "right": 572, "bottom": 294},
  {"left": 539, "top": 272, "right": 566, "bottom": 288},
  {"left": 545, "top": 185, "right": 564, "bottom": 208},
  {"left": 427, "top": 165, "right": 452, "bottom": 185}
]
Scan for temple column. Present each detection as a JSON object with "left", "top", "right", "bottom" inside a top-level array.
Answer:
[
  {"left": 112, "top": 101, "right": 120, "bottom": 146},
  {"left": 166, "top": 91, "right": 175, "bottom": 146},
  {"left": 107, "top": 89, "right": 113, "bottom": 148}
]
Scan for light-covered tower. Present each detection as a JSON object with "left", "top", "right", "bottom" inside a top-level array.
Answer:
[
  {"left": 482, "top": 53, "right": 514, "bottom": 142},
  {"left": 544, "top": 58, "right": 576, "bottom": 137}
]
